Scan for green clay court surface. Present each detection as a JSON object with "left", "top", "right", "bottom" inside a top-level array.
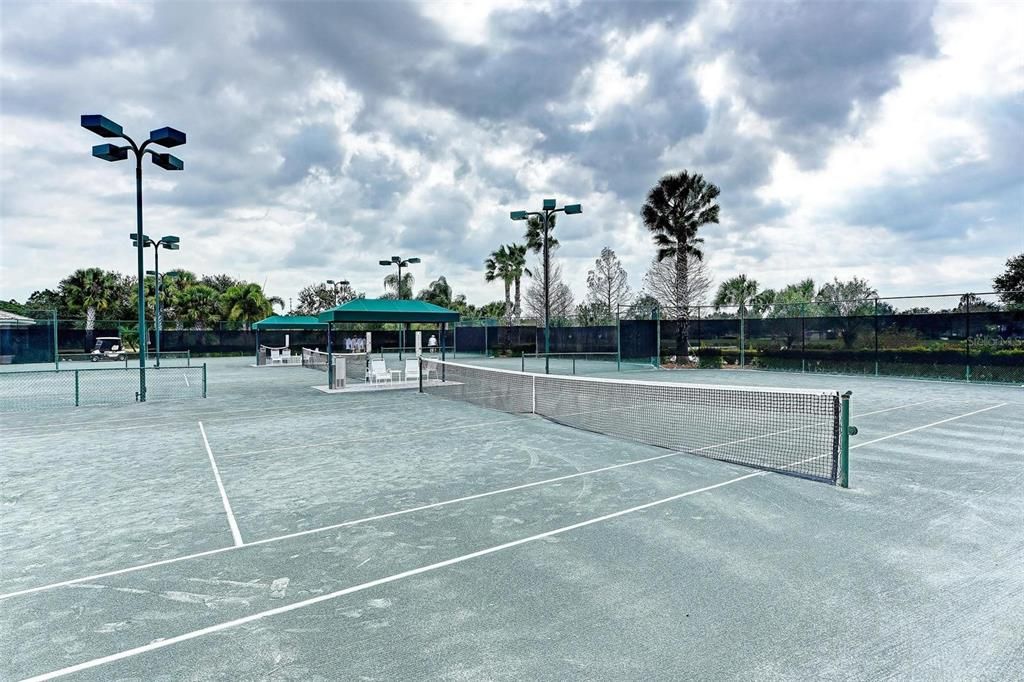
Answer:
[{"left": 2, "top": 357, "right": 1022, "bottom": 680}]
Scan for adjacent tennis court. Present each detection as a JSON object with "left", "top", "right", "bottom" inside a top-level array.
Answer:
[{"left": 1, "top": 356, "right": 1021, "bottom": 680}]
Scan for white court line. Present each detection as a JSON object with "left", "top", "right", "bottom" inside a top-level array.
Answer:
[
  {"left": 20, "top": 471, "right": 764, "bottom": 682},
  {"left": 198, "top": 422, "right": 243, "bottom": 547},
  {"left": 183, "top": 374, "right": 190, "bottom": 387},
  {"left": 849, "top": 403, "right": 1007, "bottom": 450},
  {"left": 0, "top": 398, "right": 936, "bottom": 601}
]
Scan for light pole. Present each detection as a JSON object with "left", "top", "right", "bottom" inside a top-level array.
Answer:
[
  {"left": 510, "top": 199, "right": 582, "bottom": 354},
  {"left": 379, "top": 256, "right": 420, "bottom": 300},
  {"left": 326, "top": 279, "right": 350, "bottom": 307},
  {"left": 82, "top": 115, "right": 185, "bottom": 401},
  {"left": 142, "top": 235, "right": 180, "bottom": 366}
]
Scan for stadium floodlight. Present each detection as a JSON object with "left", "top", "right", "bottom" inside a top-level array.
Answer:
[
  {"left": 326, "top": 279, "right": 351, "bottom": 307},
  {"left": 82, "top": 113, "right": 187, "bottom": 400},
  {"left": 152, "top": 153, "right": 184, "bottom": 171},
  {"left": 81, "top": 114, "right": 123, "bottom": 138},
  {"left": 149, "top": 127, "right": 186, "bottom": 148},
  {"left": 508, "top": 198, "right": 584, "bottom": 354},
  {"left": 380, "top": 255, "right": 421, "bottom": 299},
  {"left": 92, "top": 144, "right": 129, "bottom": 162}
]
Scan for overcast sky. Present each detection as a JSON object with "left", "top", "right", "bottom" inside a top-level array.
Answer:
[{"left": 1, "top": 0, "right": 1021, "bottom": 308}]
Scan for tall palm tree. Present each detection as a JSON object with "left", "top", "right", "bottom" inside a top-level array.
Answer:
[
  {"left": 505, "top": 243, "right": 531, "bottom": 324},
  {"left": 61, "top": 268, "right": 119, "bottom": 349},
  {"left": 484, "top": 246, "right": 514, "bottom": 324},
  {"left": 221, "top": 283, "right": 274, "bottom": 329},
  {"left": 525, "top": 214, "right": 558, "bottom": 252},
  {"left": 713, "top": 274, "right": 759, "bottom": 364},
  {"left": 641, "top": 171, "right": 720, "bottom": 357},
  {"left": 384, "top": 272, "right": 414, "bottom": 299}
]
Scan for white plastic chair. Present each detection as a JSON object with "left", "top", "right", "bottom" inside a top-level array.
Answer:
[
  {"left": 370, "top": 359, "right": 391, "bottom": 385},
  {"left": 270, "top": 348, "right": 282, "bottom": 365},
  {"left": 404, "top": 359, "right": 420, "bottom": 383}
]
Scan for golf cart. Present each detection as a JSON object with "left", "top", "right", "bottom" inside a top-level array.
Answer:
[{"left": 90, "top": 337, "right": 127, "bottom": 362}]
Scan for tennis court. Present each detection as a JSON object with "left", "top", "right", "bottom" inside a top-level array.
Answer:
[{"left": 2, "top": 356, "right": 1021, "bottom": 680}]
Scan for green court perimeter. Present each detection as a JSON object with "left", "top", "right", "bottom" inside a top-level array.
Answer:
[{"left": 2, "top": 356, "right": 1021, "bottom": 680}]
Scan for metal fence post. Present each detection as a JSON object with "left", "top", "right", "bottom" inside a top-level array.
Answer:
[
  {"left": 800, "top": 303, "right": 806, "bottom": 373},
  {"left": 53, "top": 310, "right": 59, "bottom": 370},
  {"left": 739, "top": 307, "right": 745, "bottom": 368},
  {"left": 965, "top": 294, "right": 971, "bottom": 382},
  {"left": 616, "top": 315, "right": 622, "bottom": 371},
  {"left": 202, "top": 363, "right": 207, "bottom": 398},
  {"left": 656, "top": 305, "right": 662, "bottom": 366},
  {"left": 74, "top": 370, "right": 80, "bottom": 407},
  {"left": 874, "top": 297, "right": 879, "bottom": 377}
]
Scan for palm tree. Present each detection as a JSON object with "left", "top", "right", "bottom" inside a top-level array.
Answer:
[
  {"left": 61, "top": 268, "right": 119, "bottom": 349},
  {"left": 175, "top": 284, "right": 222, "bottom": 330},
  {"left": 417, "top": 276, "right": 453, "bottom": 307},
  {"left": 505, "top": 243, "right": 531, "bottom": 324},
  {"left": 268, "top": 295, "right": 285, "bottom": 312},
  {"left": 641, "top": 171, "right": 720, "bottom": 357},
  {"left": 713, "top": 274, "right": 759, "bottom": 365},
  {"left": 525, "top": 214, "right": 558, "bottom": 252},
  {"left": 384, "top": 272, "right": 414, "bottom": 299},
  {"left": 221, "top": 283, "right": 274, "bottom": 329},
  {"left": 485, "top": 246, "right": 515, "bottom": 348}
]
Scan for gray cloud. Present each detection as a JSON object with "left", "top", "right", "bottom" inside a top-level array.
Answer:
[
  {"left": 0, "top": 0, "right": 1018, "bottom": 307},
  {"left": 725, "top": 1, "right": 938, "bottom": 167}
]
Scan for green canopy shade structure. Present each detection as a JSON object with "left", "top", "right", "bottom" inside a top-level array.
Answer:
[
  {"left": 316, "top": 299, "right": 460, "bottom": 386},
  {"left": 253, "top": 315, "right": 326, "bottom": 330},
  {"left": 317, "top": 299, "right": 460, "bottom": 324}
]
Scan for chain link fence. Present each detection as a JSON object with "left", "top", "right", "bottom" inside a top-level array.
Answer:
[
  {"left": 0, "top": 365, "right": 207, "bottom": 412},
  {"left": 636, "top": 292, "right": 1023, "bottom": 383}
]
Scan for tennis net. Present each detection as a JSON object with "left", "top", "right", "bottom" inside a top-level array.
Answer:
[
  {"left": 302, "top": 348, "right": 368, "bottom": 384},
  {"left": 420, "top": 358, "right": 844, "bottom": 483}
]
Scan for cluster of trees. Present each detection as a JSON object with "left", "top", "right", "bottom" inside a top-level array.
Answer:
[
  {"left": 478, "top": 169, "right": 1023, "bottom": 356},
  {"left": 476, "top": 171, "right": 722, "bottom": 353},
  {"left": 2, "top": 268, "right": 282, "bottom": 331}
]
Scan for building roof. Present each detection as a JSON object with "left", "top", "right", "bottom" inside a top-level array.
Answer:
[
  {"left": 0, "top": 310, "right": 37, "bottom": 327},
  {"left": 317, "top": 298, "right": 461, "bottom": 324},
  {"left": 252, "top": 315, "right": 326, "bottom": 330}
]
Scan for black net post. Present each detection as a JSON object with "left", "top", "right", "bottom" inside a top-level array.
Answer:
[{"left": 418, "top": 355, "right": 424, "bottom": 393}]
